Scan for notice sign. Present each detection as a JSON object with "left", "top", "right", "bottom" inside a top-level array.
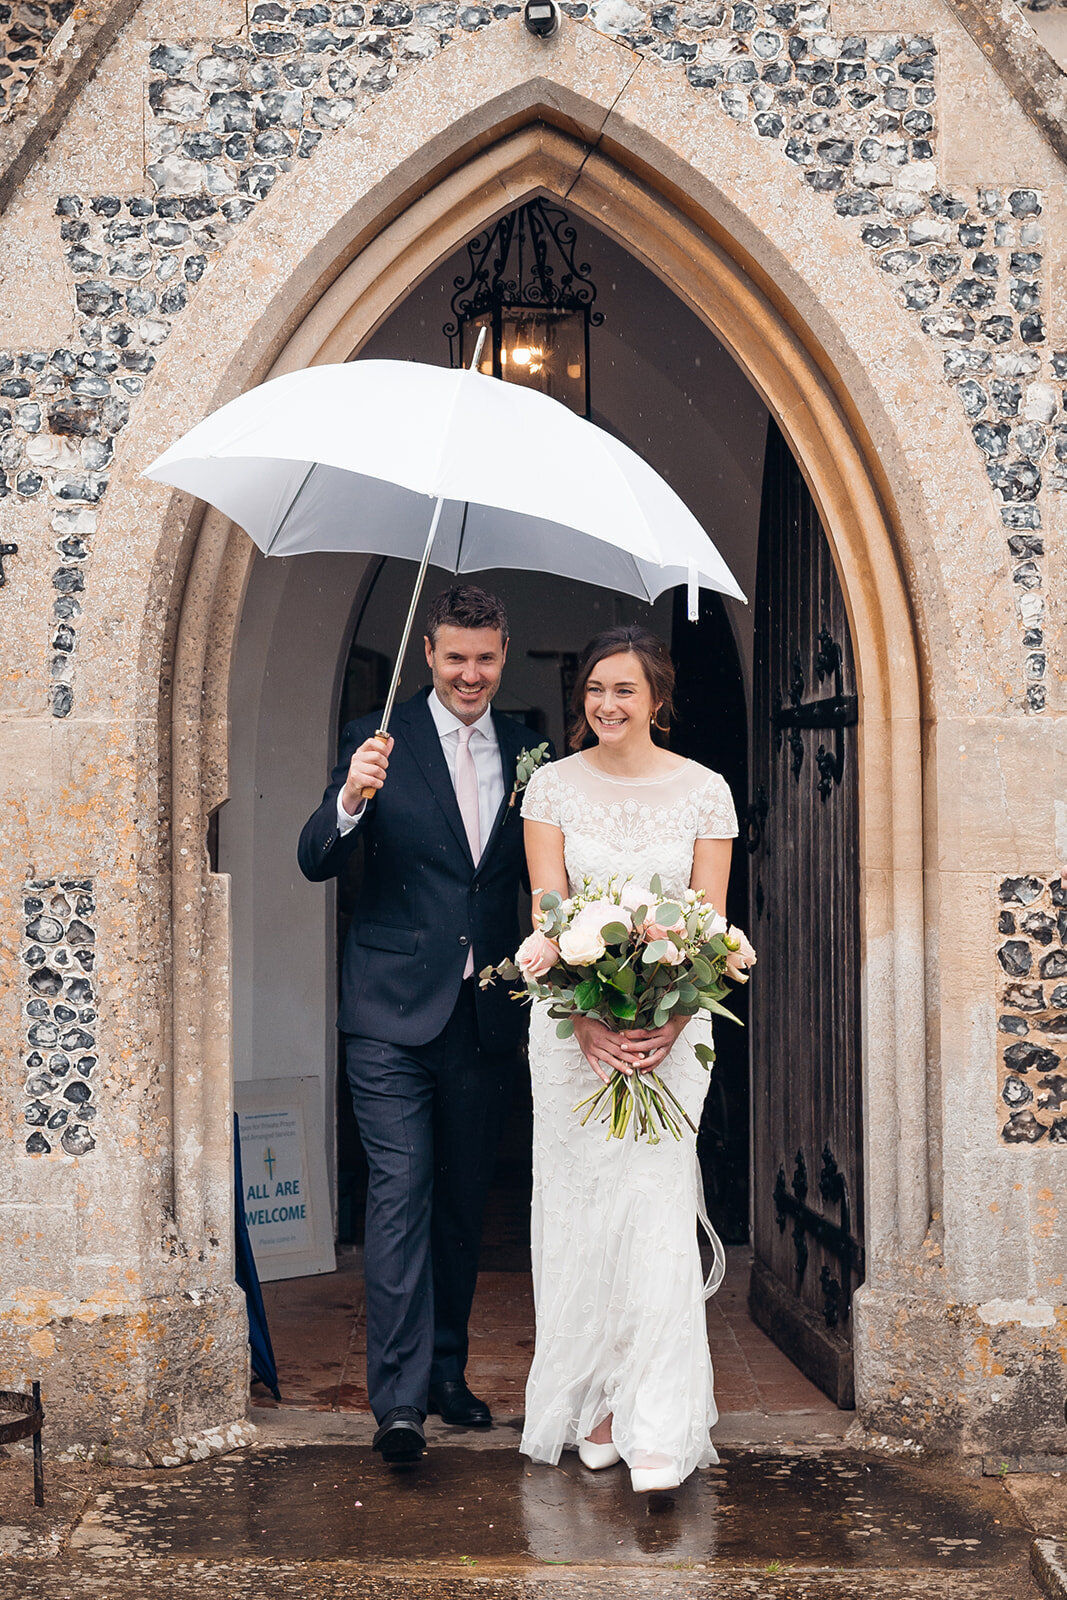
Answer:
[{"left": 235, "top": 1075, "right": 335, "bottom": 1282}]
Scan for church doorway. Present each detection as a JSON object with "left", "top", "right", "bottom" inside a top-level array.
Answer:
[{"left": 288, "top": 206, "right": 864, "bottom": 1408}]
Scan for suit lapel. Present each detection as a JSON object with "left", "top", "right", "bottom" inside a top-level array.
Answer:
[{"left": 395, "top": 692, "right": 474, "bottom": 866}]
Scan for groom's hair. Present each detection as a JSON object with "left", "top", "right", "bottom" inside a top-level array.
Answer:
[{"left": 425, "top": 584, "right": 509, "bottom": 646}]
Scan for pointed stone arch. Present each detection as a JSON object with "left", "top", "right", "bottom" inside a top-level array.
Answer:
[{"left": 115, "top": 33, "right": 970, "bottom": 1442}]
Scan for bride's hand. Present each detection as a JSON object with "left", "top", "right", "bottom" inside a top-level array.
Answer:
[
  {"left": 573, "top": 1016, "right": 636, "bottom": 1083},
  {"left": 620, "top": 1015, "right": 689, "bottom": 1074}
]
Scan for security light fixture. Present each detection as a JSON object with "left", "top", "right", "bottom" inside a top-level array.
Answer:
[{"left": 523, "top": 0, "right": 560, "bottom": 36}]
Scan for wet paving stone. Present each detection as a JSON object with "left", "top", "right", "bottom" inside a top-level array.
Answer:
[{"left": 71, "top": 1445, "right": 1030, "bottom": 1571}]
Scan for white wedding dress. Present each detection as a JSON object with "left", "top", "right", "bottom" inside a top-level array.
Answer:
[{"left": 519, "top": 752, "right": 739, "bottom": 1481}]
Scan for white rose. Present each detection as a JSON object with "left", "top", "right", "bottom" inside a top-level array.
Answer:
[
  {"left": 573, "top": 899, "right": 632, "bottom": 938},
  {"left": 559, "top": 925, "right": 607, "bottom": 966},
  {"left": 619, "top": 882, "right": 653, "bottom": 913},
  {"left": 660, "top": 940, "right": 686, "bottom": 966}
]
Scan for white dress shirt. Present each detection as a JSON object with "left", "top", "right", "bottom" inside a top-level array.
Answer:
[{"left": 337, "top": 691, "right": 505, "bottom": 850}]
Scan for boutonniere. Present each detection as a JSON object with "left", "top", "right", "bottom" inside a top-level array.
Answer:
[{"left": 509, "top": 742, "right": 550, "bottom": 808}]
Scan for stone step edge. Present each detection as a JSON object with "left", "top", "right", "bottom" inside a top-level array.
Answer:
[{"left": 1033, "top": 1538, "right": 1067, "bottom": 1600}]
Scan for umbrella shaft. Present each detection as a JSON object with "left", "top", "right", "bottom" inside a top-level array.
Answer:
[{"left": 376, "top": 494, "right": 446, "bottom": 738}]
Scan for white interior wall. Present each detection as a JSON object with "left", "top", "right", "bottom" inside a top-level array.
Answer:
[{"left": 222, "top": 552, "right": 371, "bottom": 1098}]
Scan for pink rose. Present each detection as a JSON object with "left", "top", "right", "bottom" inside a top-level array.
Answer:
[
  {"left": 516, "top": 929, "right": 560, "bottom": 980},
  {"left": 644, "top": 909, "right": 686, "bottom": 944},
  {"left": 724, "top": 926, "right": 757, "bottom": 984}
]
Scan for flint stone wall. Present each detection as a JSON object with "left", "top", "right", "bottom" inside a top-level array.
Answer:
[{"left": 0, "top": 0, "right": 1063, "bottom": 1455}]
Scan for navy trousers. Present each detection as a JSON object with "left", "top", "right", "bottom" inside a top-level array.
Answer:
[{"left": 344, "top": 980, "right": 513, "bottom": 1423}]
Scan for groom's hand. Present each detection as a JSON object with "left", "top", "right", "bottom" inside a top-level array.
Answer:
[{"left": 341, "top": 735, "right": 394, "bottom": 816}]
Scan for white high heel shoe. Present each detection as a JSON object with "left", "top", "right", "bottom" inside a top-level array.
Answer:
[
  {"left": 578, "top": 1438, "right": 622, "bottom": 1470},
  {"left": 630, "top": 1463, "right": 681, "bottom": 1492}
]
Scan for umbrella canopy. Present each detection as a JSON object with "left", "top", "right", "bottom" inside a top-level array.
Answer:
[{"left": 144, "top": 359, "right": 746, "bottom": 607}]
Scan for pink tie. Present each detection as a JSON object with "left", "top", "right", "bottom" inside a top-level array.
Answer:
[{"left": 455, "top": 724, "right": 480, "bottom": 977}]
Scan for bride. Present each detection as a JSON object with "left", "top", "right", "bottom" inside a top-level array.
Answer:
[{"left": 519, "top": 625, "right": 740, "bottom": 1493}]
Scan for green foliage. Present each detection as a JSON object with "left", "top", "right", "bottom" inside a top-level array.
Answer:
[
  {"left": 574, "top": 978, "right": 602, "bottom": 1011},
  {"left": 607, "top": 991, "right": 638, "bottom": 1022},
  {"left": 601, "top": 921, "right": 630, "bottom": 946},
  {"left": 555, "top": 1017, "right": 575, "bottom": 1039},
  {"left": 514, "top": 743, "right": 550, "bottom": 788}
]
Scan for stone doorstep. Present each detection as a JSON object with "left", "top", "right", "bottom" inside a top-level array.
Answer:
[
  {"left": 250, "top": 1405, "right": 854, "bottom": 1451},
  {"left": 1033, "top": 1541, "right": 1067, "bottom": 1600},
  {"left": 0, "top": 1563, "right": 1049, "bottom": 1600}
]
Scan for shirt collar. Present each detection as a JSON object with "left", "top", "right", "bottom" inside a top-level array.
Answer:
[{"left": 428, "top": 689, "right": 496, "bottom": 744}]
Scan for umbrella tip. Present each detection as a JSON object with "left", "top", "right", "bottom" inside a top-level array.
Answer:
[{"left": 470, "top": 326, "right": 488, "bottom": 373}]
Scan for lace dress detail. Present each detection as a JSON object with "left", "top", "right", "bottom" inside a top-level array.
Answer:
[{"left": 520, "top": 754, "right": 738, "bottom": 1480}]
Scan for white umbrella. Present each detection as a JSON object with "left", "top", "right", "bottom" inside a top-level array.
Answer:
[{"left": 144, "top": 343, "right": 745, "bottom": 737}]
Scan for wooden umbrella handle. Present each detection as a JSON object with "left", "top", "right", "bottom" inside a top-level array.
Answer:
[{"left": 359, "top": 729, "right": 390, "bottom": 802}]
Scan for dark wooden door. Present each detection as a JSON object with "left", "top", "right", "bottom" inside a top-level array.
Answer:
[{"left": 748, "top": 421, "right": 864, "bottom": 1408}]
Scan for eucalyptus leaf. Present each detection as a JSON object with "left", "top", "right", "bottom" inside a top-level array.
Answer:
[
  {"left": 642, "top": 940, "right": 668, "bottom": 963},
  {"left": 693, "top": 1042, "right": 716, "bottom": 1067},
  {"left": 656, "top": 902, "right": 682, "bottom": 924},
  {"left": 555, "top": 1017, "right": 576, "bottom": 1038},
  {"left": 601, "top": 921, "right": 630, "bottom": 946}
]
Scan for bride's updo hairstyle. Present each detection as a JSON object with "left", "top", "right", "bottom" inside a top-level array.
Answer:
[{"left": 568, "top": 626, "right": 676, "bottom": 752}]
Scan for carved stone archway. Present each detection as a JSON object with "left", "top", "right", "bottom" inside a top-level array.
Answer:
[{"left": 160, "top": 105, "right": 926, "bottom": 1438}]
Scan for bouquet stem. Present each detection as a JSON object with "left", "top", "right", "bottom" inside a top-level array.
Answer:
[{"left": 573, "top": 1068, "right": 698, "bottom": 1143}]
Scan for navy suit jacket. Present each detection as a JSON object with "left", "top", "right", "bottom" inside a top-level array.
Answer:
[{"left": 297, "top": 689, "right": 543, "bottom": 1051}]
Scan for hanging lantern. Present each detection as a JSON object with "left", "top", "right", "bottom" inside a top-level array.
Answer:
[{"left": 445, "top": 199, "right": 603, "bottom": 418}]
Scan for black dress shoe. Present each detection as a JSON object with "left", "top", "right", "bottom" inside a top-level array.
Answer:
[
  {"left": 427, "top": 1380, "right": 492, "bottom": 1427},
  {"left": 372, "top": 1406, "right": 426, "bottom": 1462}
]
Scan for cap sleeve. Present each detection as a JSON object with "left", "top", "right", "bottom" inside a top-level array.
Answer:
[
  {"left": 697, "top": 771, "right": 738, "bottom": 840},
  {"left": 520, "top": 761, "right": 560, "bottom": 827}
]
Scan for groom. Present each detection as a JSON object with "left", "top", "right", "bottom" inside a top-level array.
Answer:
[{"left": 298, "top": 585, "right": 540, "bottom": 1463}]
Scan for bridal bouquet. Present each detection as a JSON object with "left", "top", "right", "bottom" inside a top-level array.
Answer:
[{"left": 481, "top": 877, "right": 756, "bottom": 1143}]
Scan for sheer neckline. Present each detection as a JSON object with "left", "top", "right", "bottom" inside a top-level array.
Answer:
[{"left": 575, "top": 752, "right": 697, "bottom": 788}]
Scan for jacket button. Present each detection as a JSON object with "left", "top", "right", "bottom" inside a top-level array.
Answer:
[{"left": 459, "top": 935, "right": 469, "bottom": 946}]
